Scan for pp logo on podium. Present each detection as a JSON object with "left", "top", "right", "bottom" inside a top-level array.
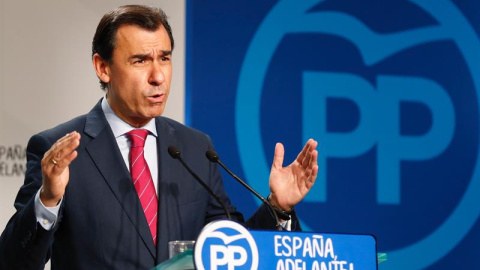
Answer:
[{"left": 194, "top": 220, "right": 259, "bottom": 270}]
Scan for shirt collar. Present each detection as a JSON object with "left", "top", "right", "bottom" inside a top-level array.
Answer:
[{"left": 101, "top": 97, "right": 158, "bottom": 138}]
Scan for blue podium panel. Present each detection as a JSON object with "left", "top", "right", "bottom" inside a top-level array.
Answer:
[{"left": 194, "top": 220, "right": 377, "bottom": 270}]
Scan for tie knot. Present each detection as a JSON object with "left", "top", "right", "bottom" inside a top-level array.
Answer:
[{"left": 127, "top": 129, "right": 149, "bottom": 147}]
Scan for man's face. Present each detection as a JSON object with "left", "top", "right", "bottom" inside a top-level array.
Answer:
[{"left": 104, "top": 24, "right": 172, "bottom": 127}]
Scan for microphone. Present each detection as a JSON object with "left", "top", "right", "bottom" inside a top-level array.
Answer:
[
  {"left": 205, "top": 150, "right": 284, "bottom": 231},
  {"left": 168, "top": 146, "right": 231, "bottom": 220}
]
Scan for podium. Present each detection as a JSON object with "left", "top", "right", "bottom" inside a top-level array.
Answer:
[
  {"left": 153, "top": 251, "right": 387, "bottom": 270},
  {"left": 152, "top": 220, "right": 384, "bottom": 270}
]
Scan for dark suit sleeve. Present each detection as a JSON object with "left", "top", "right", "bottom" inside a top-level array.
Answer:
[
  {"left": 0, "top": 134, "right": 62, "bottom": 269},
  {"left": 246, "top": 203, "right": 302, "bottom": 231}
]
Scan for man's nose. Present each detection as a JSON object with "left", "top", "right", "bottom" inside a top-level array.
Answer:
[{"left": 148, "top": 62, "right": 165, "bottom": 86}]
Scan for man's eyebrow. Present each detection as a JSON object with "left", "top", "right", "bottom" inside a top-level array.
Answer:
[
  {"left": 129, "top": 50, "right": 172, "bottom": 60},
  {"left": 161, "top": 50, "right": 172, "bottom": 56},
  {"left": 130, "top": 53, "right": 150, "bottom": 60}
]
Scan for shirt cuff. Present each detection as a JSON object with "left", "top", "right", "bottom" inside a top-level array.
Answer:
[
  {"left": 279, "top": 219, "right": 292, "bottom": 231},
  {"left": 34, "top": 189, "right": 62, "bottom": 230}
]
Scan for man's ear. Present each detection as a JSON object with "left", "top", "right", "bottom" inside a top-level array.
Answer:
[{"left": 92, "top": 53, "right": 111, "bottom": 85}]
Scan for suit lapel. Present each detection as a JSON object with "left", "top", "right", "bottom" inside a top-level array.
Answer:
[
  {"left": 83, "top": 102, "right": 157, "bottom": 259},
  {"left": 154, "top": 117, "right": 184, "bottom": 262}
]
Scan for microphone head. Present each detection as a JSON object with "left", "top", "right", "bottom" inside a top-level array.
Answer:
[
  {"left": 205, "top": 150, "right": 219, "bottom": 163},
  {"left": 168, "top": 146, "right": 181, "bottom": 159}
]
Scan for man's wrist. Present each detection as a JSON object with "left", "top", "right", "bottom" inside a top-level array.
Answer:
[
  {"left": 268, "top": 194, "right": 293, "bottom": 212},
  {"left": 267, "top": 194, "right": 294, "bottom": 221},
  {"left": 40, "top": 187, "right": 62, "bottom": 207}
]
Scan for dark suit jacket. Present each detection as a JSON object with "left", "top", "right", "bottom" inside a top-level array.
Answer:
[{"left": 0, "top": 101, "right": 299, "bottom": 270}]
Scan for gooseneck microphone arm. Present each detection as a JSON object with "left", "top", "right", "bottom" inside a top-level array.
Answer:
[
  {"left": 205, "top": 150, "right": 283, "bottom": 231},
  {"left": 168, "top": 146, "right": 231, "bottom": 220}
]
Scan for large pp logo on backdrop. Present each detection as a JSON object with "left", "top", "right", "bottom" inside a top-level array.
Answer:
[
  {"left": 303, "top": 72, "right": 454, "bottom": 204},
  {"left": 235, "top": 0, "right": 480, "bottom": 269}
]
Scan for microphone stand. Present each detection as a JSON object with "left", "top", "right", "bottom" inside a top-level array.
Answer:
[
  {"left": 206, "top": 150, "right": 284, "bottom": 231},
  {"left": 168, "top": 146, "right": 231, "bottom": 220}
]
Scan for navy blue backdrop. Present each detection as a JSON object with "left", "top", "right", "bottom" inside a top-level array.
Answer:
[{"left": 187, "top": 0, "right": 480, "bottom": 269}]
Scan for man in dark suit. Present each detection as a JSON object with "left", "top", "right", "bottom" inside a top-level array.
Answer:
[{"left": 0, "top": 5, "right": 318, "bottom": 270}]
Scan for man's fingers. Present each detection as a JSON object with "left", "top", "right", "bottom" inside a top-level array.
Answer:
[
  {"left": 58, "top": 133, "right": 80, "bottom": 160},
  {"left": 296, "top": 139, "right": 312, "bottom": 164},
  {"left": 302, "top": 148, "right": 318, "bottom": 184},
  {"left": 53, "top": 134, "right": 80, "bottom": 169},
  {"left": 43, "top": 132, "right": 80, "bottom": 173},
  {"left": 300, "top": 139, "right": 317, "bottom": 168},
  {"left": 51, "top": 150, "right": 78, "bottom": 173},
  {"left": 272, "top": 142, "right": 285, "bottom": 170},
  {"left": 305, "top": 164, "right": 318, "bottom": 190}
]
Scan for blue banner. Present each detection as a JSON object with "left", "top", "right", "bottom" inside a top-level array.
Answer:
[
  {"left": 187, "top": 1, "right": 480, "bottom": 269},
  {"left": 194, "top": 220, "right": 377, "bottom": 270}
]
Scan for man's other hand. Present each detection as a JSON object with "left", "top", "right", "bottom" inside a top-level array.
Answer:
[{"left": 40, "top": 132, "right": 81, "bottom": 207}]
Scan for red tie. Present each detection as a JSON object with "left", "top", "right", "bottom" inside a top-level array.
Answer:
[{"left": 127, "top": 129, "right": 158, "bottom": 246}]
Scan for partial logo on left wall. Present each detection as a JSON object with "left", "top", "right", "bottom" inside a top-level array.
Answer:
[{"left": 0, "top": 144, "right": 26, "bottom": 177}]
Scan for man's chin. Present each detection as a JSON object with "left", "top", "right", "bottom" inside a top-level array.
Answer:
[{"left": 148, "top": 106, "right": 166, "bottom": 118}]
